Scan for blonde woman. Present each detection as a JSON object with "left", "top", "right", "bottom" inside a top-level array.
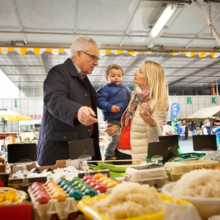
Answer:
[{"left": 106, "top": 61, "right": 169, "bottom": 164}]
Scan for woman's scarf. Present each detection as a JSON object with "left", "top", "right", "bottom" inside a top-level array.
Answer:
[{"left": 124, "top": 86, "right": 151, "bottom": 126}]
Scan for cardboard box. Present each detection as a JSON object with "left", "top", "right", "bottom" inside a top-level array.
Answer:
[
  {"left": 0, "top": 158, "right": 6, "bottom": 173},
  {"left": 165, "top": 159, "right": 219, "bottom": 181},
  {"left": 11, "top": 160, "right": 66, "bottom": 174},
  {"left": 0, "top": 164, "right": 6, "bottom": 173},
  {"left": 0, "top": 158, "right": 5, "bottom": 164},
  {"left": 8, "top": 176, "right": 47, "bottom": 189}
]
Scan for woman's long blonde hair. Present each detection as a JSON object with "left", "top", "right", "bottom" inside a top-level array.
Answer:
[{"left": 143, "top": 61, "right": 169, "bottom": 109}]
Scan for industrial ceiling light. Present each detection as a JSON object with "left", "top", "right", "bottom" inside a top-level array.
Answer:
[{"left": 149, "top": 4, "right": 177, "bottom": 38}]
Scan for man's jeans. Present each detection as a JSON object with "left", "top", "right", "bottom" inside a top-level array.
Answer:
[
  {"left": 105, "top": 119, "right": 121, "bottom": 157},
  {"left": 191, "top": 129, "right": 196, "bottom": 136}
]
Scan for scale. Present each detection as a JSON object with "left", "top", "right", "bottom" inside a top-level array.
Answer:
[{"left": 124, "top": 141, "right": 170, "bottom": 189}]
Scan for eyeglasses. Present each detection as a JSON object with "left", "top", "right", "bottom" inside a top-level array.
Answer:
[{"left": 81, "top": 51, "right": 100, "bottom": 62}]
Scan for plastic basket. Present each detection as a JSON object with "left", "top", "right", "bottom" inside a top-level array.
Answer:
[
  {"left": 0, "top": 187, "right": 28, "bottom": 205},
  {"left": 162, "top": 182, "right": 220, "bottom": 220}
]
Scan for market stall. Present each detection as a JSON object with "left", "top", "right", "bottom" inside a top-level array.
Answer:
[
  {"left": 0, "top": 137, "right": 220, "bottom": 220},
  {"left": 1, "top": 0, "right": 220, "bottom": 219},
  {"left": 186, "top": 106, "right": 220, "bottom": 120},
  {"left": 0, "top": 111, "right": 33, "bottom": 148}
]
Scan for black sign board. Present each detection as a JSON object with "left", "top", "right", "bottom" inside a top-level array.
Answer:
[
  {"left": 8, "top": 143, "right": 37, "bottom": 163},
  {"left": 148, "top": 141, "right": 169, "bottom": 158},
  {"left": 193, "top": 135, "right": 217, "bottom": 151},
  {"left": 159, "top": 135, "right": 179, "bottom": 149},
  {"left": 68, "top": 138, "right": 95, "bottom": 160}
]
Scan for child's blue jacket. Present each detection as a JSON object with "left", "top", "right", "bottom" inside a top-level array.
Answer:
[{"left": 97, "top": 82, "right": 131, "bottom": 121}]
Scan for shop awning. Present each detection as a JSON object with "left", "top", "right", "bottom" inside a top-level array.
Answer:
[
  {"left": 186, "top": 106, "right": 220, "bottom": 119},
  {"left": 0, "top": 111, "right": 32, "bottom": 121},
  {"left": 0, "top": 47, "right": 220, "bottom": 58}
]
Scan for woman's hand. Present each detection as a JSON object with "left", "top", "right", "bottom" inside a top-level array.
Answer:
[
  {"left": 139, "top": 112, "right": 158, "bottom": 127},
  {"left": 106, "top": 124, "right": 117, "bottom": 136}
]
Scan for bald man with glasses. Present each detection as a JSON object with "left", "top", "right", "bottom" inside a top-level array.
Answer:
[{"left": 37, "top": 36, "right": 102, "bottom": 166}]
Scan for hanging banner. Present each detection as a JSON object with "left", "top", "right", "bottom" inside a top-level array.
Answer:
[{"left": 171, "top": 103, "right": 180, "bottom": 122}]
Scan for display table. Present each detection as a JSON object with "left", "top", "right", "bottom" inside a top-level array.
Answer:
[{"left": 0, "top": 132, "right": 21, "bottom": 144}]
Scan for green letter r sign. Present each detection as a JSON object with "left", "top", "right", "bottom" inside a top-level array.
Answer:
[{"left": 187, "top": 97, "right": 192, "bottom": 104}]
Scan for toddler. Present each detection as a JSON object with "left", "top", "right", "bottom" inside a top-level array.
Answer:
[{"left": 97, "top": 64, "right": 131, "bottom": 160}]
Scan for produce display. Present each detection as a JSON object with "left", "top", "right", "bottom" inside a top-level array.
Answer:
[
  {"left": 165, "top": 159, "right": 219, "bottom": 181},
  {"left": 171, "top": 153, "right": 206, "bottom": 162},
  {"left": 0, "top": 189, "right": 21, "bottom": 205},
  {"left": 201, "top": 151, "right": 220, "bottom": 163},
  {"left": 3, "top": 156, "right": 220, "bottom": 220},
  {"left": 88, "top": 162, "right": 127, "bottom": 180},
  {"left": 77, "top": 183, "right": 194, "bottom": 220},
  {"left": 30, "top": 173, "right": 116, "bottom": 204},
  {"left": 124, "top": 164, "right": 167, "bottom": 188},
  {"left": 81, "top": 182, "right": 191, "bottom": 219},
  {"left": 172, "top": 169, "right": 220, "bottom": 198}
]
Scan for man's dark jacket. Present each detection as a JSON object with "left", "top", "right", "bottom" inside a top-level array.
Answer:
[{"left": 37, "top": 58, "right": 101, "bottom": 166}]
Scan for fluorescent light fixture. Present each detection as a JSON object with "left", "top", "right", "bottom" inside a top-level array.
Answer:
[{"left": 149, "top": 4, "right": 177, "bottom": 38}]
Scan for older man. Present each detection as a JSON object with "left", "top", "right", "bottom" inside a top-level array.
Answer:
[{"left": 37, "top": 36, "right": 101, "bottom": 166}]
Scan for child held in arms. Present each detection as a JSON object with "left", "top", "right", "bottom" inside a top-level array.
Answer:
[{"left": 97, "top": 64, "right": 131, "bottom": 160}]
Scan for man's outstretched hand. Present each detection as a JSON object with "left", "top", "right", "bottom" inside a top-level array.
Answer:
[{"left": 77, "top": 106, "right": 98, "bottom": 126}]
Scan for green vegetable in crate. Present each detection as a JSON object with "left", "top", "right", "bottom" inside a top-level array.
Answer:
[
  {"left": 172, "top": 153, "right": 206, "bottom": 162},
  {"left": 98, "top": 162, "right": 128, "bottom": 173},
  {"left": 110, "top": 171, "right": 125, "bottom": 180}
]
